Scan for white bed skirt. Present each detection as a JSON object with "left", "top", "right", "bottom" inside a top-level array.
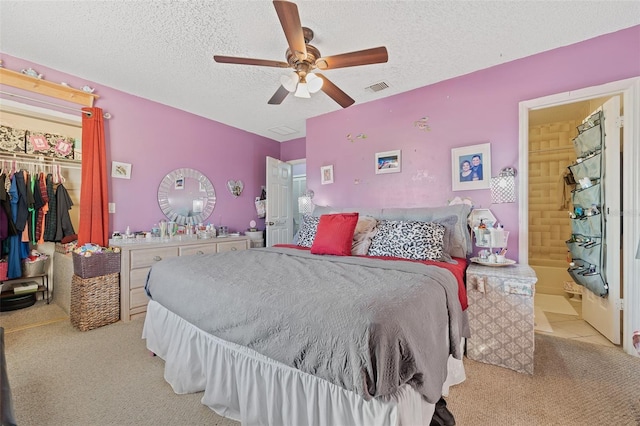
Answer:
[{"left": 142, "top": 300, "right": 465, "bottom": 426}]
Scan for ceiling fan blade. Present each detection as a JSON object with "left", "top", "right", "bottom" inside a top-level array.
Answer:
[
  {"left": 273, "top": 0, "right": 307, "bottom": 61},
  {"left": 268, "top": 85, "right": 290, "bottom": 105},
  {"left": 315, "top": 46, "right": 388, "bottom": 70},
  {"left": 213, "top": 55, "right": 290, "bottom": 68},
  {"left": 316, "top": 73, "right": 355, "bottom": 108}
]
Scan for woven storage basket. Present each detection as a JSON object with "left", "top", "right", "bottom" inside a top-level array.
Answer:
[
  {"left": 70, "top": 273, "right": 120, "bottom": 331},
  {"left": 73, "top": 251, "right": 121, "bottom": 279}
]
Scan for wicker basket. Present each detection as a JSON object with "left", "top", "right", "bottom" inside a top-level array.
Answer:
[
  {"left": 72, "top": 251, "right": 121, "bottom": 279},
  {"left": 70, "top": 273, "right": 120, "bottom": 331}
]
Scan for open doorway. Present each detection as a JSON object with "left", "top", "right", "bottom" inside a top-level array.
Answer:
[
  {"left": 528, "top": 97, "right": 619, "bottom": 346},
  {"left": 518, "top": 77, "right": 640, "bottom": 357},
  {"left": 289, "top": 159, "right": 307, "bottom": 236}
]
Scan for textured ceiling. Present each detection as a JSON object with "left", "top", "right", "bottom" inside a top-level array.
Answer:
[{"left": 0, "top": 1, "right": 638, "bottom": 142}]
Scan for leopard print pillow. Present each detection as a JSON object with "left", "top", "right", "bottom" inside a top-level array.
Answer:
[
  {"left": 297, "top": 215, "right": 320, "bottom": 248},
  {"left": 367, "top": 220, "right": 445, "bottom": 260}
]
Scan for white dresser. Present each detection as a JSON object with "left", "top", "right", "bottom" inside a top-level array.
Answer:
[{"left": 111, "top": 236, "right": 250, "bottom": 322}]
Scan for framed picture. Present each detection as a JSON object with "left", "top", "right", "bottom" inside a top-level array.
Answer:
[
  {"left": 174, "top": 177, "right": 185, "bottom": 190},
  {"left": 451, "top": 142, "right": 491, "bottom": 191},
  {"left": 321, "top": 165, "right": 334, "bottom": 185},
  {"left": 375, "top": 150, "right": 401, "bottom": 174},
  {"left": 111, "top": 161, "right": 132, "bottom": 179}
]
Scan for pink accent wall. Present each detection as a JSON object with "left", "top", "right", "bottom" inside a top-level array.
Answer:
[
  {"left": 280, "top": 137, "right": 306, "bottom": 162},
  {"left": 306, "top": 25, "right": 640, "bottom": 262},
  {"left": 0, "top": 54, "right": 281, "bottom": 235}
]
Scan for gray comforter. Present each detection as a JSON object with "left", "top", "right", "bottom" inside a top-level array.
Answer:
[{"left": 145, "top": 247, "right": 467, "bottom": 403}]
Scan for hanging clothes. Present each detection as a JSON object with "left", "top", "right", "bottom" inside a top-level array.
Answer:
[
  {"left": 54, "top": 183, "right": 75, "bottom": 242},
  {"left": 43, "top": 173, "right": 57, "bottom": 242},
  {"left": 36, "top": 173, "right": 49, "bottom": 244},
  {"left": 0, "top": 174, "right": 18, "bottom": 240},
  {"left": 7, "top": 174, "right": 29, "bottom": 279}
]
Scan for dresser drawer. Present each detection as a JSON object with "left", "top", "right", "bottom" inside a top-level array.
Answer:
[
  {"left": 217, "top": 240, "right": 248, "bottom": 253},
  {"left": 179, "top": 243, "right": 219, "bottom": 256},
  {"left": 130, "top": 267, "right": 151, "bottom": 290},
  {"left": 130, "top": 287, "right": 149, "bottom": 309},
  {"left": 130, "top": 246, "right": 179, "bottom": 269}
]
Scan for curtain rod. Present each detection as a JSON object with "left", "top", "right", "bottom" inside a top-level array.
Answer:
[{"left": 0, "top": 90, "right": 111, "bottom": 119}]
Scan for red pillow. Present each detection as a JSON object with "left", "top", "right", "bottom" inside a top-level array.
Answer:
[{"left": 311, "top": 213, "right": 360, "bottom": 256}]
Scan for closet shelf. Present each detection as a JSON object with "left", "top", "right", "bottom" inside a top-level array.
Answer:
[{"left": 0, "top": 68, "right": 98, "bottom": 107}]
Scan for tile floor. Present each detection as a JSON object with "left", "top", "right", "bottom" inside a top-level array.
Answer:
[{"left": 534, "top": 293, "right": 615, "bottom": 347}]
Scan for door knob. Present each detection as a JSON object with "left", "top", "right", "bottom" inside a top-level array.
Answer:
[{"left": 267, "top": 222, "right": 275, "bottom": 226}]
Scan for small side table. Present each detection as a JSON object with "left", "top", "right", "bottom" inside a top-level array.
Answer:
[{"left": 466, "top": 262, "right": 538, "bottom": 374}]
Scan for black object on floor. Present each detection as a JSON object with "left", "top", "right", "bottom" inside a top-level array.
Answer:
[
  {"left": 430, "top": 397, "right": 456, "bottom": 426},
  {"left": 0, "top": 293, "right": 36, "bottom": 312}
]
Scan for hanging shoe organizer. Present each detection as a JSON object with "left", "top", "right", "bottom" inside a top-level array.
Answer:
[{"left": 566, "top": 111, "right": 608, "bottom": 297}]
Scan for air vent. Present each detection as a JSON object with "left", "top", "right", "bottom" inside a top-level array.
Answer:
[
  {"left": 268, "top": 126, "right": 299, "bottom": 136},
  {"left": 365, "top": 81, "right": 390, "bottom": 93}
]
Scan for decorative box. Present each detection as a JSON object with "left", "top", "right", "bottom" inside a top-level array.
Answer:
[{"left": 466, "top": 263, "right": 538, "bottom": 374}]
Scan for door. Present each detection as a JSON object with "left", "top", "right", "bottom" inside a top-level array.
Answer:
[
  {"left": 582, "top": 96, "right": 621, "bottom": 344},
  {"left": 265, "top": 156, "right": 293, "bottom": 247}
]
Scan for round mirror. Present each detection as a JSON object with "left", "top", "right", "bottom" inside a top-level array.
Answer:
[{"left": 157, "top": 168, "right": 216, "bottom": 225}]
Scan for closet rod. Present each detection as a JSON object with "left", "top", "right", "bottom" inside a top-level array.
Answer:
[
  {"left": 0, "top": 91, "right": 111, "bottom": 119},
  {"left": 528, "top": 145, "right": 575, "bottom": 154},
  {"left": 0, "top": 154, "right": 81, "bottom": 170}
]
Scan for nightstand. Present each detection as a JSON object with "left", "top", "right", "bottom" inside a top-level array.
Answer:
[{"left": 466, "top": 262, "right": 537, "bottom": 374}]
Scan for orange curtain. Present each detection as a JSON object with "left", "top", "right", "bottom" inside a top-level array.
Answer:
[{"left": 78, "top": 107, "right": 109, "bottom": 247}]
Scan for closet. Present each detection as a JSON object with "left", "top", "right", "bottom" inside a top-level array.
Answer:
[{"left": 0, "top": 101, "right": 82, "bottom": 313}]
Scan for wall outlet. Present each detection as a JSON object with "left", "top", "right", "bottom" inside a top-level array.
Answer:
[{"left": 108, "top": 203, "right": 116, "bottom": 214}]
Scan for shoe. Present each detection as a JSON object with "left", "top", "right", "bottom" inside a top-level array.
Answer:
[{"left": 430, "top": 397, "right": 456, "bottom": 426}]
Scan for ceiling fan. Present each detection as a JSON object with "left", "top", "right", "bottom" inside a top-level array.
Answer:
[{"left": 213, "top": 0, "right": 388, "bottom": 108}]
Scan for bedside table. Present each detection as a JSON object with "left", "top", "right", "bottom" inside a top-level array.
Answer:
[{"left": 466, "top": 262, "right": 538, "bottom": 374}]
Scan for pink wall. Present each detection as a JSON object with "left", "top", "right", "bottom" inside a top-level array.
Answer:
[
  {"left": 280, "top": 137, "right": 306, "bottom": 162},
  {"left": 0, "top": 54, "right": 281, "bottom": 235},
  {"left": 306, "top": 25, "right": 640, "bottom": 262}
]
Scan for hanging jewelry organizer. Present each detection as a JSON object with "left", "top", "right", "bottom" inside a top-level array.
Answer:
[{"left": 566, "top": 111, "right": 608, "bottom": 297}]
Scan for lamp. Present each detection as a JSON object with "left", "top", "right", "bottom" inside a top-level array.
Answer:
[
  {"left": 298, "top": 189, "right": 315, "bottom": 215},
  {"left": 490, "top": 167, "right": 517, "bottom": 204},
  {"left": 281, "top": 72, "right": 323, "bottom": 99}
]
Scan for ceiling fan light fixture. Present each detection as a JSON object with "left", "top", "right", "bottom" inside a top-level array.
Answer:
[
  {"left": 294, "top": 82, "right": 311, "bottom": 98},
  {"left": 306, "top": 73, "right": 323, "bottom": 93},
  {"left": 280, "top": 72, "right": 299, "bottom": 92}
]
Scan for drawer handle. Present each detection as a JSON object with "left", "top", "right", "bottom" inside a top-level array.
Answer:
[
  {"left": 231, "top": 247, "right": 237, "bottom": 251},
  {"left": 196, "top": 250, "right": 204, "bottom": 255},
  {"left": 153, "top": 256, "right": 162, "bottom": 261}
]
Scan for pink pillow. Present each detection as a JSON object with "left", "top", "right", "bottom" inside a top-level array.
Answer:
[{"left": 311, "top": 213, "right": 360, "bottom": 256}]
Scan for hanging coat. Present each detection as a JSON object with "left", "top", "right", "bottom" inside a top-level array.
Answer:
[
  {"left": 54, "top": 184, "right": 75, "bottom": 242},
  {"left": 43, "top": 174, "right": 57, "bottom": 242},
  {"left": 7, "top": 176, "right": 29, "bottom": 279}
]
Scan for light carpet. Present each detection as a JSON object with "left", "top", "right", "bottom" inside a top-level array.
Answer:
[{"left": 4, "top": 318, "right": 640, "bottom": 425}]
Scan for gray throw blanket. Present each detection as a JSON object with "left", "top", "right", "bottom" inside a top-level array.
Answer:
[{"left": 145, "top": 247, "right": 467, "bottom": 403}]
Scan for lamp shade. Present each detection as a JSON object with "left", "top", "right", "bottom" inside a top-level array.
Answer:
[
  {"left": 280, "top": 72, "right": 298, "bottom": 92},
  {"left": 306, "top": 73, "right": 323, "bottom": 93},
  {"left": 294, "top": 82, "right": 311, "bottom": 98},
  {"left": 298, "top": 195, "right": 314, "bottom": 215}
]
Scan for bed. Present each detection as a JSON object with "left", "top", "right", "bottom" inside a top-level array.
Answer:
[{"left": 142, "top": 204, "right": 472, "bottom": 425}]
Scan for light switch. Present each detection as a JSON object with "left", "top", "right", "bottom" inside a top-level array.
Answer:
[{"left": 108, "top": 203, "right": 116, "bottom": 213}]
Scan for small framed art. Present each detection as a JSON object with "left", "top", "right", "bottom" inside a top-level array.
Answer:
[
  {"left": 375, "top": 150, "right": 401, "bottom": 174},
  {"left": 111, "top": 161, "right": 132, "bottom": 179},
  {"left": 321, "top": 165, "right": 334, "bottom": 185},
  {"left": 451, "top": 142, "right": 491, "bottom": 191}
]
